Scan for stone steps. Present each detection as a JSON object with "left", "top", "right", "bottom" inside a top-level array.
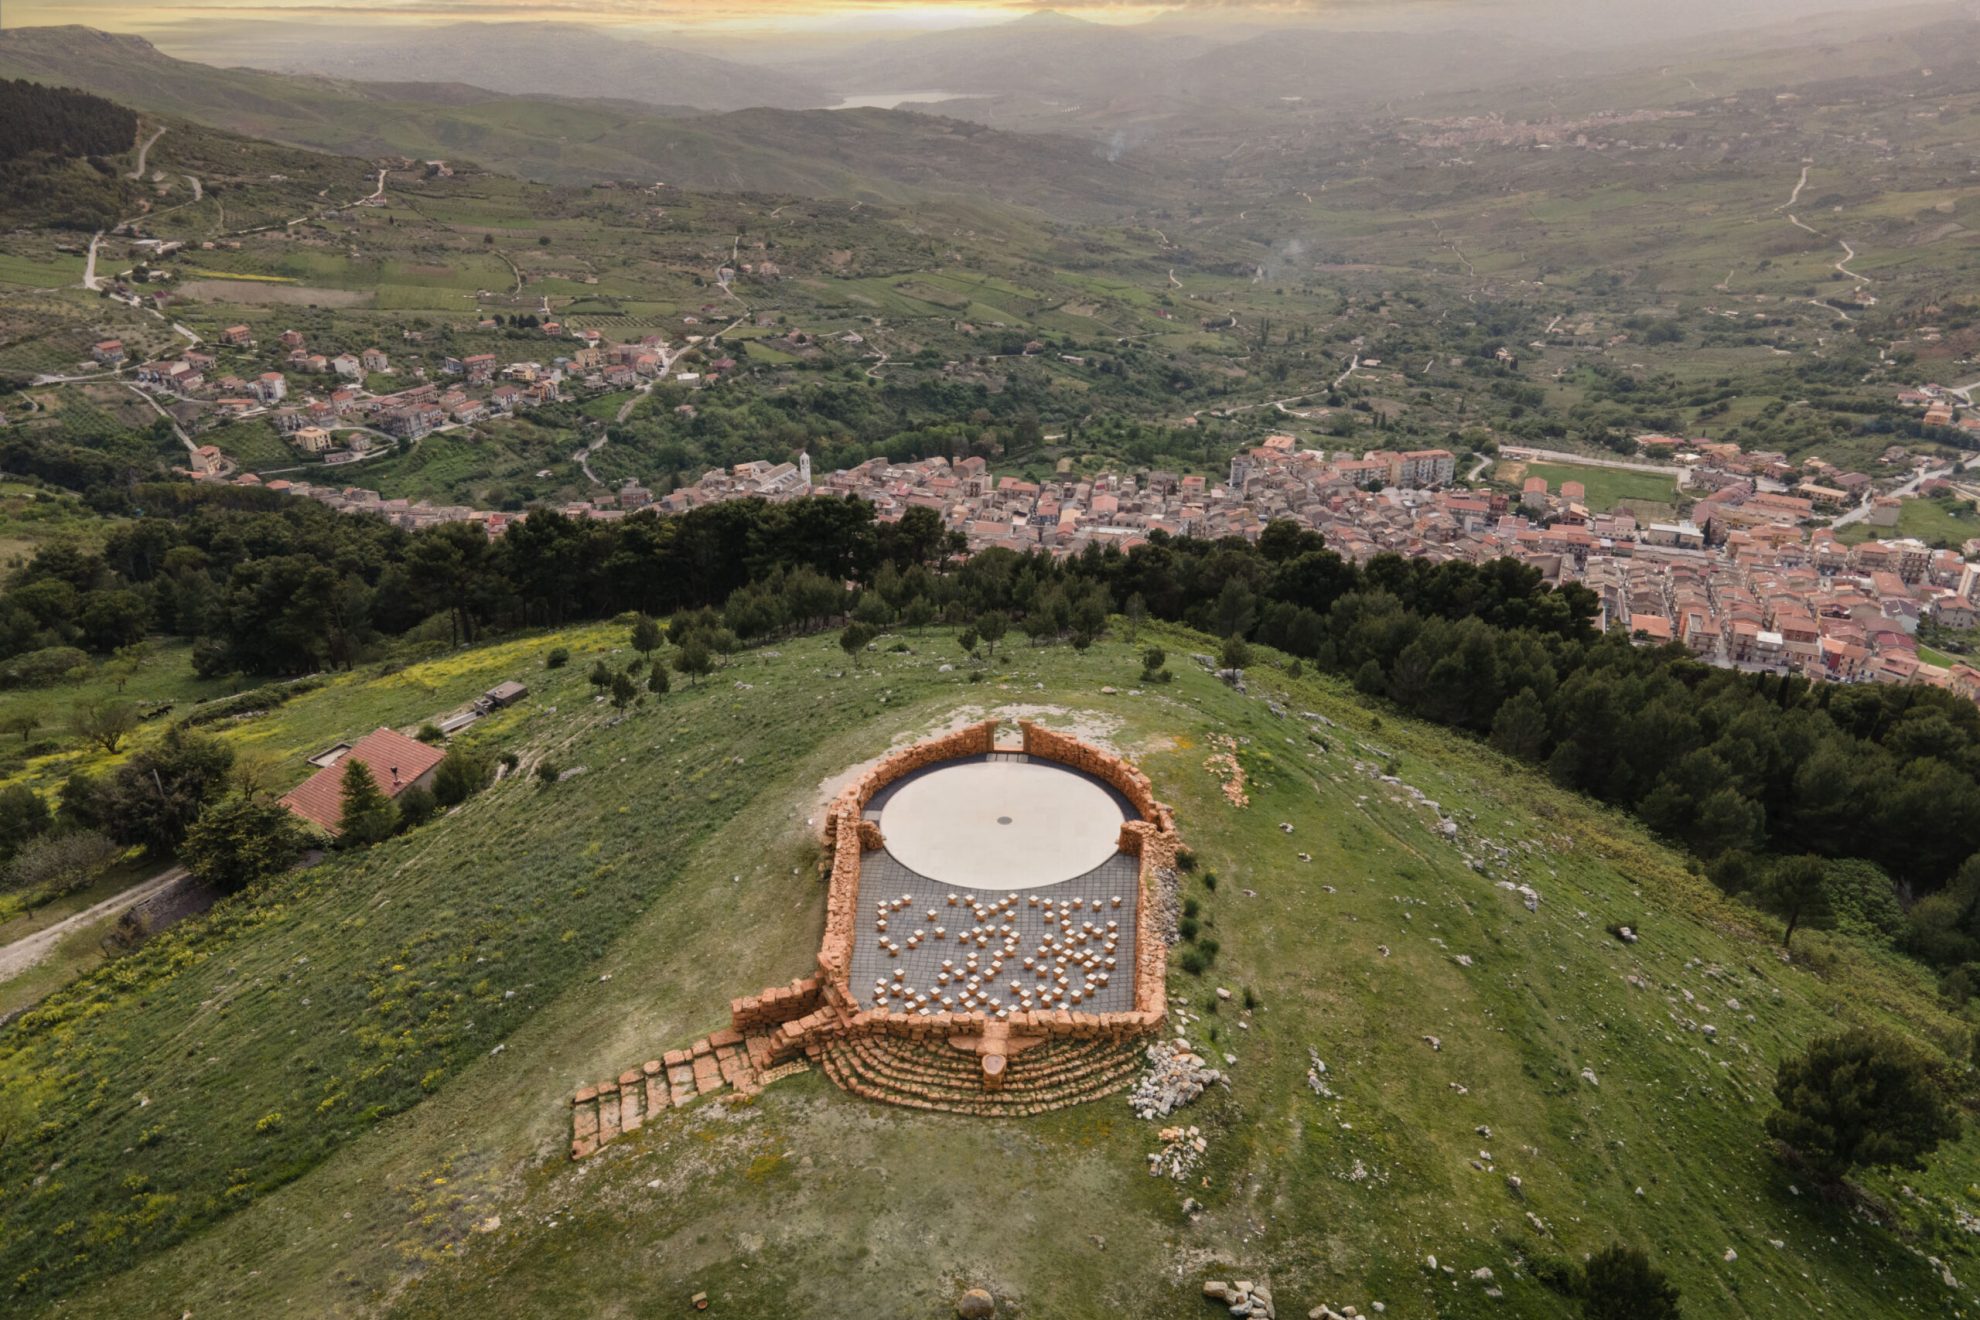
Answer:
[
  {"left": 813, "top": 1035, "right": 1141, "bottom": 1115},
  {"left": 570, "top": 1027, "right": 795, "bottom": 1159}
]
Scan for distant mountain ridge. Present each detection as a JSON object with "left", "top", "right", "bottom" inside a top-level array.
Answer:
[
  {"left": 226, "top": 21, "right": 834, "bottom": 113},
  {"left": 0, "top": 27, "right": 1157, "bottom": 218}
]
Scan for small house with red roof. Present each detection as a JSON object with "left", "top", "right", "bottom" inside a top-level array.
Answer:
[{"left": 279, "top": 727, "right": 447, "bottom": 835}]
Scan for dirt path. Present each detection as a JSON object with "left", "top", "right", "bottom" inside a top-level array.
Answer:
[
  {"left": 0, "top": 866, "right": 185, "bottom": 983},
  {"left": 1780, "top": 163, "right": 1810, "bottom": 211},
  {"left": 127, "top": 124, "right": 166, "bottom": 180},
  {"left": 1835, "top": 238, "right": 1871, "bottom": 284}
]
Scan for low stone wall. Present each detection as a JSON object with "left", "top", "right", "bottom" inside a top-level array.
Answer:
[
  {"left": 1123, "top": 821, "right": 1176, "bottom": 1024},
  {"left": 824, "top": 719, "right": 1002, "bottom": 835},
  {"left": 1019, "top": 720, "right": 1173, "bottom": 834},
  {"left": 730, "top": 975, "right": 824, "bottom": 1033}
]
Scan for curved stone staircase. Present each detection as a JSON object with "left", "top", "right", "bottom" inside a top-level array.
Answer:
[{"left": 813, "top": 1033, "right": 1142, "bottom": 1115}]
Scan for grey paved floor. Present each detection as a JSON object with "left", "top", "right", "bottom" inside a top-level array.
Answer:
[{"left": 850, "top": 851, "right": 1141, "bottom": 1017}]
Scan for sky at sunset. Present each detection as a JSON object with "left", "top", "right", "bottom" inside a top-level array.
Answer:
[{"left": 3, "top": 0, "right": 1204, "bottom": 35}]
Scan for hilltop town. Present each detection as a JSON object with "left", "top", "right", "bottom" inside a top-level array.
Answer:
[{"left": 136, "top": 313, "right": 1980, "bottom": 703}]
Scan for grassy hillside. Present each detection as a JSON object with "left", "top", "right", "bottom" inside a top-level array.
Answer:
[{"left": 3, "top": 621, "right": 1975, "bottom": 1317}]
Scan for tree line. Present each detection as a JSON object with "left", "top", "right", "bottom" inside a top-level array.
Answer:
[
  {"left": 0, "top": 80, "right": 136, "bottom": 162},
  {"left": 11, "top": 490, "right": 1980, "bottom": 964}
]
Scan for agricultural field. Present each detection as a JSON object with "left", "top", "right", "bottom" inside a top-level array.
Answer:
[{"left": 0, "top": 623, "right": 1972, "bottom": 1317}]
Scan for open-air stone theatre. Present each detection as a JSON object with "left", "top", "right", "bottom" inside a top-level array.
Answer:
[{"left": 571, "top": 719, "right": 1180, "bottom": 1155}]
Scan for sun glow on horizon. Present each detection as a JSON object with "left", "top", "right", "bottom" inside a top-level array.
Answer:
[{"left": 3, "top": 0, "right": 1191, "bottom": 38}]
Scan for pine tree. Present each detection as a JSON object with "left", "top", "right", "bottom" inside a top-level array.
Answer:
[{"left": 336, "top": 758, "right": 396, "bottom": 846}]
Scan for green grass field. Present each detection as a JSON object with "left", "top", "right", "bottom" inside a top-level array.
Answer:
[
  {"left": 0, "top": 622, "right": 1971, "bottom": 1318},
  {"left": 1513, "top": 461, "right": 1682, "bottom": 515}
]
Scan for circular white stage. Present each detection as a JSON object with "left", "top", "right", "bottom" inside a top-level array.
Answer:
[{"left": 877, "top": 759, "right": 1127, "bottom": 890}]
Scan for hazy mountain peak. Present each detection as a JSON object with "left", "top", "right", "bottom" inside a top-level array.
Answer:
[{"left": 1005, "top": 9, "right": 1097, "bottom": 27}]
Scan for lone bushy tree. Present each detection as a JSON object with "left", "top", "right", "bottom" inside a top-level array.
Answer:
[
  {"left": 431, "top": 749, "right": 492, "bottom": 807},
  {"left": 336, "top": 757, "right": 397, "bottom": 846},
  {"left": 1579, "top": 1244, "right": 1681, "bottom": 1320},
  {"left": 1766, "top": 1027, "right": 1959, "bottom": 1187},
  {"left": 630, "top": 612, "right": 662, "bottom": 658},
  {"left": 182, "top": 794, "right": 305, "bottom": 893},
  {"left": 609, "top": 670, "right": 638, "bottom": 710},
  {"left": 674, "top": 640, "right": 713, "bottom": 686},
  {"left": 1759, "top": 854, "right": 1834, "bottom": 950},
  {"left": 839, "top": 621, "right": 875, "bottom": 666},
  {"left": 974, "top": 610, "right": 1007, "bottom": 658}
]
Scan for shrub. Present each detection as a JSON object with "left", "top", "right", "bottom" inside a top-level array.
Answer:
[
  {"left": 0, "top": 645, "right": 88, "bottom": 688},
  {"left": 1175, "top": 848, "right": 1197, "bottom": 874},
  {"left": 432, "top": 749, "right": 492, "bottom": 806},
  {"left": 395, "top": 785, "right": 438, "bottom": 830},
  {"left": 1177, "top": 916, "right": 1200, "bottom": 942},
  {"left": 180, "top": 794, "right": 305, "bottom": 893},
  {"left": 1579, "top": 1244, "right": 1680, "bottom": 1320},
  {"left": 1766, "top": 1026, "right": 1960, "bottom": 1185},
  {"left": 498, "top": 750, "right": 520, "bottom": 771},
  {"left": 536, "top": 761, "right": 560, "bottom": 785},
  {"left": 545, "top": 647, "right": 570, "bottom": 669},
  {"left": 415, "top": 723, "right": 444, "bottom": 743},
  {"left": 1201, "top": 869, "right": 1218, "bottom": 891},
  {"left": 3, "top": 829, "right": 119, "bottom": 900},
  {"left": 1179, "top": 948, "right": 1208, "bottom": 976},
  {"left": 0, "top": 784, "right": 51, "bottom": 862}
]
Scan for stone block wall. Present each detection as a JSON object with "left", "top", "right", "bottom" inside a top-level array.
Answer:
[{"left": 729, "top": 975, "right": 824, "bottom": 1033}]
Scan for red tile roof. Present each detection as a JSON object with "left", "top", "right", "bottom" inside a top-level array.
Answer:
[{"left": 280, "top": 727, "right": 446, "bottom": 833}]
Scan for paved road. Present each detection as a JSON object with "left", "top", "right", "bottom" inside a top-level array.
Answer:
[
  {"left": 126, "top": 383, "right": 201, "bottom": 464},
  {"left": 0, "top": 866, "right": 185, "bottom": 983},
  {"left": 1831, "top": 462, "right": 1948, "bottom": 529}
]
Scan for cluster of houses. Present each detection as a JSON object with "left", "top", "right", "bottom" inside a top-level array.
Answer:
[
  {"left": 115, "top": 320, "right": 738, "bottom": 468},
  {"left": 185, "top": 346, "right": 1980, "bottom": 701}
]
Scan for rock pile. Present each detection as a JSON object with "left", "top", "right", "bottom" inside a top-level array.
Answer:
[
  {"left": 1129, "top": 1038, "right": 1222, "bottom": 1118},
  {"left": 1202, "top": 1278, "right": 1275, "bottom": 1317},
  {"left": 1150, "top": 1123, "right": 1208, "bottom": 1180}
]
